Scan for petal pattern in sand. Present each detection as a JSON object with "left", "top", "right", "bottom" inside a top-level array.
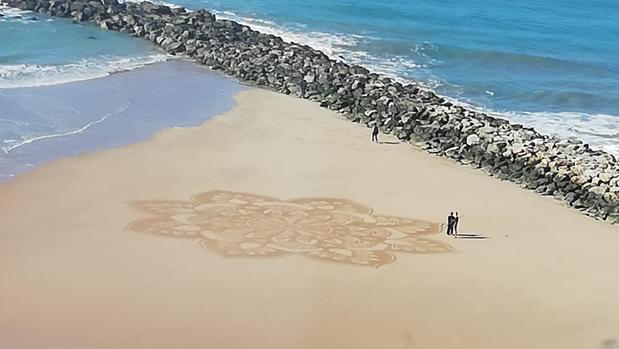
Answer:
[{"left": 127, "top": 190, "right": 452, "bottom": 267}]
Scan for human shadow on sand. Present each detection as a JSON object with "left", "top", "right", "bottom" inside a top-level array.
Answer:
[{"left": 455, "top": 233, "right": 488, "bottom": 240}]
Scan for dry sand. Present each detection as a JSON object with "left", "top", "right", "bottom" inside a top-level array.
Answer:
[{"left": 1, "top": 86, "right": 618, "bottom": 349}]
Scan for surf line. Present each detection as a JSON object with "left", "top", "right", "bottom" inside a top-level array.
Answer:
[{"left": 1, "top": 103, "right": 130, "bottom": 154}]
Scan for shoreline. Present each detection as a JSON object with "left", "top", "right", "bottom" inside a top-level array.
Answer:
[
  {"left": 1, "top": 87, "right": 618, "bottom": 349},
  {"left": 0, "top": 59, "right": 243, "bottom": 181},
  {"left": 3, "top": 0, "right": 616, "bottom": 223},
  {"left": 2, "top": 2, "right": 618, "bottom": 347}
]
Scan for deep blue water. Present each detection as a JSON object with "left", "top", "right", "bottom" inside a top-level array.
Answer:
[
  {"left": 1, "top": 0, "right": 618, "bottom": 155},
  {"left": 193, "top": 0, "right": 619, "bottom": 114}
]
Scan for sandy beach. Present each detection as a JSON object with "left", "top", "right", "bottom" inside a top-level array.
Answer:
[{"left": 1, "top": 73, "right": 618, "bottom": 348}]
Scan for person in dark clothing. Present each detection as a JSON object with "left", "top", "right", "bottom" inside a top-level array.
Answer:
[
  {"left": 371, "top": 123, "right": 379, "bottom": 143},
  {"left": 447, "top": 212, "right": 455, "bottom": 236},
  {"left": 299, "top": 78, "right": 308, "bottom": 99},
  {"left": 454, "top": 212, "right": 460, "bottom": 237}
]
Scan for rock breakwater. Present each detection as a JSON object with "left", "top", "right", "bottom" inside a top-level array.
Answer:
[{"left": 5, "top": 0, "right": 618, "bottom": 223}]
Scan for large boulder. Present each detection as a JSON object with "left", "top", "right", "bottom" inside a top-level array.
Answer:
[{"left": 466, "top": 134, "right": 480, "bottom": 146}]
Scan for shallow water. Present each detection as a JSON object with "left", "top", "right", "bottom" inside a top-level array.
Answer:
[{"left": 0, "top": 60, "right": 243, "bottom": 180}]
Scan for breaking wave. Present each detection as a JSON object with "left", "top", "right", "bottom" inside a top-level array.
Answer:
[{"left": 0, "top": 54, "right": 169, "bottom": 88}]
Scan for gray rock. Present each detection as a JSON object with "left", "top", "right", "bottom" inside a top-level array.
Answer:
[
  {"left": 589, "top": 185, "right": 608, "bottom": 196},
  {"left": 100, "top": 20, "right": 112, "bottom": 30},
  {"left": 8, "top": 0, "right": 616, "bottom": 224}
]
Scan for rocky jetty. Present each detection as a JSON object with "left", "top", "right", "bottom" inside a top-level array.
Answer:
[{"left": 5, "top": 0, "right": 618, "bottom": 223}]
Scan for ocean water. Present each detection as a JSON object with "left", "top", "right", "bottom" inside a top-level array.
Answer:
[{"left": 1, "top": 0, "right": 618, "bottom": 160}]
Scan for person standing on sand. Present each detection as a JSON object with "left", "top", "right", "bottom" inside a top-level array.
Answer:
[
  {"left": 299, "top": 78, "right": 308, "bottom": 99},
  {"left": 371, "top": 123, "right": 379, "bottom": 143},
  {"left": 454, "top": 212, "right": 460, "bottom": 237},
  {"left": 446, "top": 212, "right": 455, "bottom": 236}
]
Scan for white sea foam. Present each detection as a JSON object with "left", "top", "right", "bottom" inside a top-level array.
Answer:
[
  {"left": 1, "top": 103, "right": 130, "bottom": 154},
  {"left": 0, "top": 3, "right": 31, "bottom": 20},
  {"left": 498, "top": 111, "right": 619, "bottom": 156},
  {"left": 0, "top": 2, "right": 44, "bottom": 23},
  {"left": 0, "top": 54, "right": 169, "bottom": 88},
  {"left": 428, "top": 92, "right": 619, "bottom": 156},
  {"left": 210, "top": 9, "right": 442, "bottom": 91},
  {"left": 115, "top": 2, "right": 427, "bottom": 84},
  {"left": 119, "top": 0, "right": 182, "bottom": 8},
  {"left": 0, "top": 3, "right": 28, "bottom": 15},
  {"left": 214, "top": 10, "right": 359, "bottom": 58}
]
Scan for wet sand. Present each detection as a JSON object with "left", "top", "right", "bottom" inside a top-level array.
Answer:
[
  {"left": 0, "top": 60, "right": 242, "bottom": 180},
  {"left": 1, "top": 84, "right": 618, "bottom": 349}
]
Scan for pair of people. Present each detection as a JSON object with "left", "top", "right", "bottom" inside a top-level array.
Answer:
[{"left": 447, "top": 212, "right": 459, "bottom": 236}]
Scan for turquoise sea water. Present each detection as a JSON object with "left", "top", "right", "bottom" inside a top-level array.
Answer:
[
  {"left": 1, "top": 0, "right": 618, "bottom": 156},
  {"left": 0, "top": 4, "right": 166, "bottom": 87}
]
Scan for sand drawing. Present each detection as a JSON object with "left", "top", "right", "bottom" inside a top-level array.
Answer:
[{"left": 127, "top": 190, "right": 452, "bottom": 267}]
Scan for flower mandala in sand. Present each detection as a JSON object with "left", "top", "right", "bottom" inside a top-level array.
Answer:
[{"left": 127, "top": 190, "right": 452, "bottom": 267}]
